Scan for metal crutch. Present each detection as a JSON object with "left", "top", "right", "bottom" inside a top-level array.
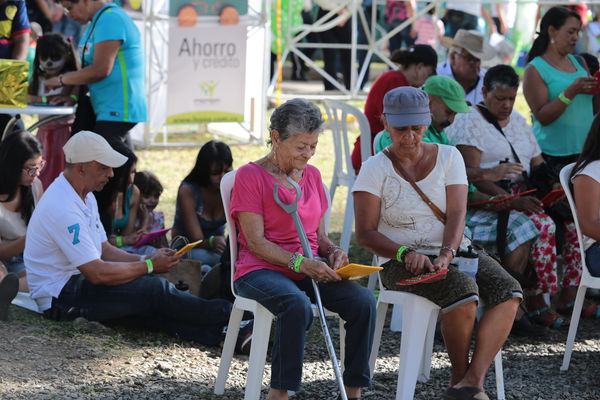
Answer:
[{"left": 273, "top": 177, "right": 348, "bottom": 400}]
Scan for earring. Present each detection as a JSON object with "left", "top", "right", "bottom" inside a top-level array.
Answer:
[{"left": 551, "top": 38, "right": 555, "bottom": 44}]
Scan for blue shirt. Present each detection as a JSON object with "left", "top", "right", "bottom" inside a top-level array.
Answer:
[
  {"left": 0, "top": 0, "right": 30, "bottom": 59},
  {"left": 529, "top": 54, "right": 593, "bottom": 157},
  {"left": 80, "top": 4, "right": 147, "bottom": 123}
]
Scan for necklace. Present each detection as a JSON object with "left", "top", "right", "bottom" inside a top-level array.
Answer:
[
  {"left": 266, "top": 154, "right": 286, "bottom": 176},
  {"left": 542, "top": 54, "right": 574, "bottom": 72}
]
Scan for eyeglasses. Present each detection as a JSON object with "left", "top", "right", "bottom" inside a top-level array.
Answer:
[
  {"left": 457, "top": 52, "right": 481, "bottom": 65},
  {"left": 23, "top": 160, "right": 46, "bottom": 177}
]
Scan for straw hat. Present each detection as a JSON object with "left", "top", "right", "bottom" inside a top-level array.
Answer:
[{"left": 441, "top": 29, "right": 494, "bottom": 61}]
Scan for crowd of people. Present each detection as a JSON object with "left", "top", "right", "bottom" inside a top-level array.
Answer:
[{"left": 2, "top": 2, "right": 600, "bottom": 400}]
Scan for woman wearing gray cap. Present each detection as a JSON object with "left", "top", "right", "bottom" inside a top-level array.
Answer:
[{"left": 353, "top": 86, "right": 521, "bottom": 400}]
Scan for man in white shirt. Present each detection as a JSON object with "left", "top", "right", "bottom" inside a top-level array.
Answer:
[
  {"left": 437, "top": 29, "right": 493, "bottom": 105},
  {"left": 25, "top": 131, "right": 249, "bottom": 349}
]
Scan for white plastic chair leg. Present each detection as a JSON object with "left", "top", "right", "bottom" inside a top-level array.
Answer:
[
  {"left": 561, "top": 284, "right": 588, "bottom": 371},
  {"left": 494, "top": 349, "right": 505, "bottom": 400},
  {"left": 244, "top": 304, "right": 274, "bottom": 400},
  {"left": 418, "top": 308, "right": 439, "bottom": 382},
  {"left": 396, "top": 297, "right": 438, "bottom": 400},
  {"left": 368, "top": 301, "right": 389, "bottom": 375},
  {"left": 215, "top": 302, "right": 245, "bottom": 394}
]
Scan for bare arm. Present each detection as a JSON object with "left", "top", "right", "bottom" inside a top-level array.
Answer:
[
  {"left": 574, "top": 174, "right": 600, "bottom": 241},
  {"left": 236, "top": 210, "right": 341, "bottom": 282},
  {"left": 481, "top": 5, "right": 496, "bottom": 34},
  {"left": 495, "top": 4, "right": 508, "bottom": 35},
  {"left": 433, "top": 184, "right": 467, "bottom": 269},
  {"left": 44, "top": 40, "right": 122, "bottom": 89},
  {"left": 11, "top": 32, "right": 29, "bottom": 60},
  {"left": 35, "top": 0, "right": 52, "bottom": 20},
  {"left": 0, "top": 236, "right": 26, "bottom": 259},
  {"left": 79, "top": 246, "right": 181, "bottom": 286}
]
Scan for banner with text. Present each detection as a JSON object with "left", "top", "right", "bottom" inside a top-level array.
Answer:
[{"left": 167, "top": 22, "right": 246, "bottom": 124}]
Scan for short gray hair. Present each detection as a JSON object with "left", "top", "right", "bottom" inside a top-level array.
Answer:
[{"left": 268, "top": 98, "right": 323, "bottom": 144}]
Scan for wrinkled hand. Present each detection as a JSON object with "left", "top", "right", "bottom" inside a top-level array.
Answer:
[
  {"left": 299, "top": 258, "right": 341, "bottom": 283},
  {"left": 328, "top": 247, "right": 349, "bottom": 270},
  {"left": 566, "top": 76, "right": 597, "bottom": 97},
  {"left": 149, "top": 248, "right": 181, "bottom": 273},
  {"left": 511, "top": 196, "right": 544, "bottom": 214},
  {"left": 487, "top": 162, "right": 524, "bottom": 182},
  {"left": 403, "top": 251, "right": 436, "bottom": 275},
  {"left": 48, "top": 94, "right": 76, "bottom": 106},
  {"left": 124, "top": 230, "right": 146, "bottom": 246},
  {"left": 44, "top": 76, "right": 61, "bottom": 90}
]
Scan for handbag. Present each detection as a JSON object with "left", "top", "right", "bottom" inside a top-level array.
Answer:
[{"left": 71, "top": 6, "right": 111, "bottom": 135}]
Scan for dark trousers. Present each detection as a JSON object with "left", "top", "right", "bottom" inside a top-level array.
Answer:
[
  {"left": 93, "top": 120, "right": 137, "bottom": 150},
  {"left": 46, "top": 274, "right": 233, "bottom": 345},
  {"left": 317, "top": 7, "right": 352, "bottom": 90}
]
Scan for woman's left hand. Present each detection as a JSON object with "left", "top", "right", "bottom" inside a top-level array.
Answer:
[
  {"left": 48, "top": 94, "right": 76, "bottom": 106},
  {"left": 212, "top": 235, "right": 227, "bottom": 254},
  {"left": 44, "top": 76, "right": 61, "bottom": 90},
  {"left": 328, "top": 247, "right": 349, "bottom": 270}
]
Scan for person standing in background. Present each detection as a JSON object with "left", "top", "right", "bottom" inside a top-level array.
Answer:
[
  {"left": 443, "top": 0, "right": 494, "bottom": 38},
  {"left": 45, "top": 0, "right": 147, "bottom": 149}
]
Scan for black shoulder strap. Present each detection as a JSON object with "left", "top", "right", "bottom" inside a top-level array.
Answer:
[{"left": 81, "top": 5, "right": 111, "bottom": 67}]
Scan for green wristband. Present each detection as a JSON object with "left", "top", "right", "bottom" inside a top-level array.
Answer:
[
  {"left": 209, "top": 235, "right": 215, "bottom": 248},
  {"left": 486, "top": 196, "right": 494, "bottom": 209},
  {"left": 41, "top": 95, "right": 47, "bottom": 104},
  {"left": 293, "top": 254, "right": 304, "bottom": 273},
  {"left": 70, "top": 94, "right": 78, "bottom": 102},
  {"left": 396, "top": 246, "right": 409, "bottom": 262},
  {"left": 558, "top": 91, "right": 572, "bottom": 105},
  {"left": 116, "top": 235, "right": 123, "bottom": 248},
  {"left": 145, "top": 259, "right": 153, "bottom": 274}
]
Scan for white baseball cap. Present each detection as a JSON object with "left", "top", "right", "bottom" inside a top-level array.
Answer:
[{"left": 62, "top": 131, "right": 128, "bottom": 168}]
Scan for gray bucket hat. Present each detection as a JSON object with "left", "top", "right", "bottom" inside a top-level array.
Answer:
[{"left": 383, "top": 86, "right": 431, "bottom": 128}]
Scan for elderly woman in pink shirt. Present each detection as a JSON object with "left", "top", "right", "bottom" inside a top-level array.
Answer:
[{"left": 230, "top": 98, "right": 376, "bottom": 400}]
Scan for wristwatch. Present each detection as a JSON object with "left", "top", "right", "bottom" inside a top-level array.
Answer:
[{"left": 440, "top": 246, "right": 456, "bottom": 258}]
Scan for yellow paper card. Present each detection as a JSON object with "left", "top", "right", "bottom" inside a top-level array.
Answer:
[
  {"left": 336, "top": 263, "right": 383, "bottom": 280},
  {"left": 175, "top": 239, "right": 204, "bottom": 256}
]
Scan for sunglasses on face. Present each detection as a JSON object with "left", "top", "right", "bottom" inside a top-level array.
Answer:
[{"left": 23, "top": 160, "right": 46, "bottom": 177}]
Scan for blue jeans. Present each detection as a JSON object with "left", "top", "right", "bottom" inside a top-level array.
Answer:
[
  {"left": 385, "top": 19, "right": 415, "bottom": 54},
  {"left": 2, "top": 254, "right": 25, "bottom": 274},
  {"left": 585, "top": 242, "right": 600, "bottom": 277},
  {"left": 190, "top": 248, "right": 221, "bottom": 266},
  {"left": 48, "top": 274, "right": 232, "bottom": 345},
  {"left": 235, "top": 269, "right": 376, "bottom": 391}
]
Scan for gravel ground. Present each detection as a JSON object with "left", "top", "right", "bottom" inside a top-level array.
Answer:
[{"left": 2, "top": 303, "right": 600, "bottom": 399}]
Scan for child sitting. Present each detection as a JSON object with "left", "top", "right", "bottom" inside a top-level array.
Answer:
[
  {"left": 27, "top": 32, "right": 78, "bottom": 188},
  {"left": 134, "top": 170, "right": 168, "bottom": 248}
]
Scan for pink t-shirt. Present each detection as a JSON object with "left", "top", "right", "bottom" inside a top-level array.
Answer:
[{"left": 230, "top": 162, "right": 328, "bottom": 281}]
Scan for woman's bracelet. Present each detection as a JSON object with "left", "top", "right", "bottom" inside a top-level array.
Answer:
[
  {"left": 145, "top": 259, "right": 154, "bottom": 274},
  {"left": 58, "top": 75, "right": 64, "bottom": 87},
  {"left": 209, "top": 235, "right": 215, "bottom": 248},
  {"left": 288, "top": 252, "right": 303, "bottom": 273},
  {"left": 70, "top": 94, "right": 78, "bottom": 102},
  {"left": 41, "top": 95, "right": 47, "bottom": 104},
  {"left": 327, "top": 244, "right": 340, "bottom": 256},
  {"left": 558, "top": 91, "right": 572, "bottom": 105},
  {"left": 116, "top": 235, "right": 123, "bottom": 248},
  {"left": 396, "top": 246, "right": 414, "bottom": 263}
]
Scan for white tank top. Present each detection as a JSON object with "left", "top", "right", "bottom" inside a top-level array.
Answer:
[{"left": 0, "top": 179, "right": 42, "bottom": 241}]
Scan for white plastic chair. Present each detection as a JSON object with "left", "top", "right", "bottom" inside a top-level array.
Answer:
[
  {"left": 215, "top": 170, "right": 345, "bottom": 400},
  {"left": 559, "top": 163, "right": 600, "bottom": 371},
  {"left": 322, "top": 100, "right": 371, "bottom": 254},
  {"left": 368, "top": 272, "right": 505, "bottom": 400}
]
